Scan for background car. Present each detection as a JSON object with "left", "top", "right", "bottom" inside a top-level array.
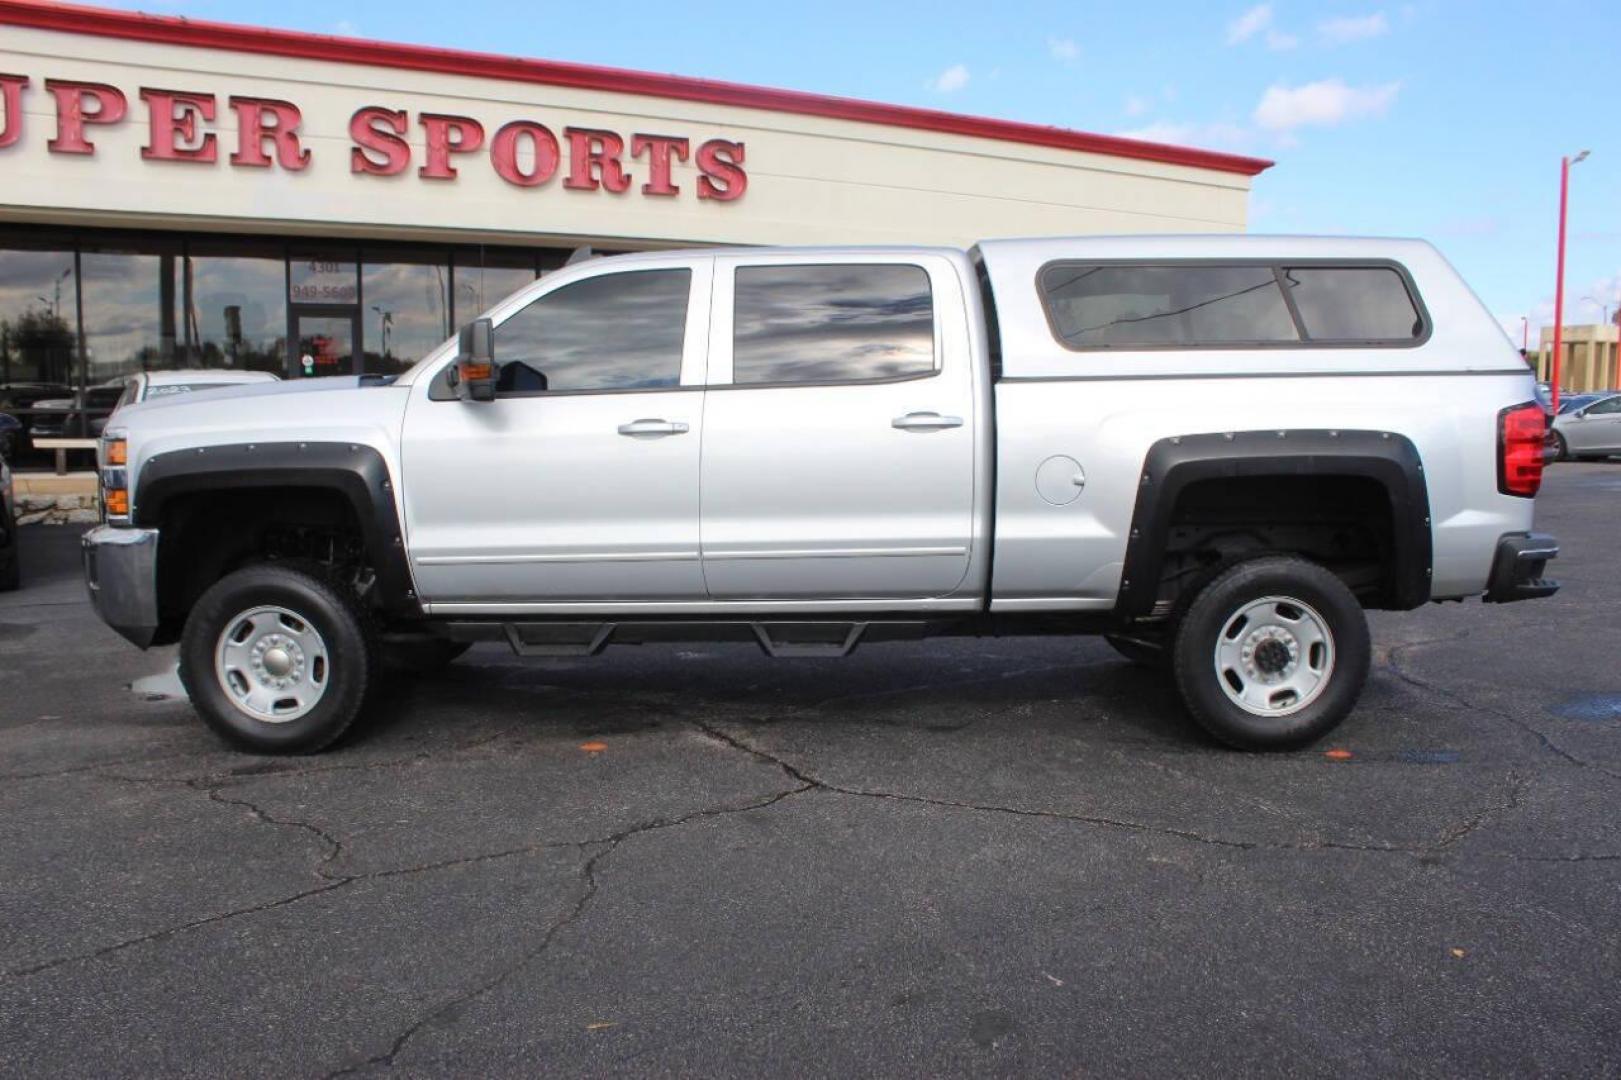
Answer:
[
  {"left": 1549, "top": 391, "right": 1621, "bottom": 461},
  {"left": 110, "top": 369, "right": 280, "bottom": 418},
  {"left": 0, "top": 447, "right": 18, "bottom": 591},
  {"left": 0, "top": 411, "right": 20, "bottom": 463},
  {"left": 28, "top": 380, "right": 127, "bottom": 440}
]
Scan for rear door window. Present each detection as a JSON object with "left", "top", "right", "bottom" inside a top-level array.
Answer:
[
  {"left": 1281, "top": 267, "right": 1424, "bottom": 342},
  {"left": 730, "top": 264, "right": 935, "bottom": 385}
]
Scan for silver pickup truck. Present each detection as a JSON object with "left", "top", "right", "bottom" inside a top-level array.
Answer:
[{"left": 83, "top": 235, "right": 1558, "bottom": 754}]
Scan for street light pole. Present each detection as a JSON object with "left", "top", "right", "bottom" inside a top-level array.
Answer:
[{"left": 1549, "top": 150, "right": 1590, "bottom": 414}]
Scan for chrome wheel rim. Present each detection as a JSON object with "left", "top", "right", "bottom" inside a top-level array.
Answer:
[
  {"left": 1212, "top": 595, "right": 1335, "bottom": 718},
  {"left": 214, "top": 605, "right": 330, "bottom": 723}
]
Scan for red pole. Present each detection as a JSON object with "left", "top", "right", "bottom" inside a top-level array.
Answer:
[{"left": 1550, "top": 156, "right": 1570, "bottom": 415}]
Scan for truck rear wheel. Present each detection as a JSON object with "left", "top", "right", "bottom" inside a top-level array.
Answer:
[
  {"left": 179, "top": 563, "right": 378, "bottom": 754},
  {"left": 1170, "top": 555, "right": 1369, "bottom": 751}
]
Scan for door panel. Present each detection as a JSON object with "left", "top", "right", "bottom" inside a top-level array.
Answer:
[
  {"left": 401, "top": 260, "right": 711, "bottom": 604},
  {"left": 699, "top": 255, "right": 977, "bottom": 600}
]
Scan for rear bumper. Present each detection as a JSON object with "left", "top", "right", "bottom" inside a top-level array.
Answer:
[
  {"left": 1483, "top": 532, "right": 1559, "bottom": 603},
  {"left": 82, "top": 524, "right": 160, "bottom": 646}
]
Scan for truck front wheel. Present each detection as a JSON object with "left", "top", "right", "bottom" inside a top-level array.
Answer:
[
  {"left": 179, "top": 563, "right": 378, "bottom": 754},
  {"left": 1170, "top": 555, "right": 1369, "bottom": 751}
]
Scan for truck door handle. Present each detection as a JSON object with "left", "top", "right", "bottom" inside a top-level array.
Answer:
[
  {"left": 617, "top": 418, "right": 689, "bottom": 437},
  {"left": 892, "top": 412, "right": 964, "bottom": 432}
]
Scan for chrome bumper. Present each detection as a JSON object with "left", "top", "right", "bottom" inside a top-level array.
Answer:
[{"left": 82, "top": 525, "right": 160, "bottom": 647}]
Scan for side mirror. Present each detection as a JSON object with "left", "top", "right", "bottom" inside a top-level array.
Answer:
[
  {"left": 448, "top": 318, "right": 496, "bottom": 402},
  {"left": 1574, "top": 408, "right": 1589, "bottom": 419}
]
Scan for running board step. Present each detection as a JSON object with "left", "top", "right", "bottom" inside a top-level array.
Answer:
[{"left": 446, "top": 619, "right": 929, "bottom": 658}]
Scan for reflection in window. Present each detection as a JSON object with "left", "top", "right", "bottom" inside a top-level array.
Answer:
[
  {"left": 80, "top": 245, "right": 177, "bottom": 382},
  {"left": 731, "top": 265, "right": 934, "bottom": 385},
  {"left": 363, "top": 255, "right": 450, "bottom": 375},
  {"left": 185, "top": 243, "right": 286, "bottom": 374},
  {"left": 290, "top": 254, "right": 358, "bottom": 305},
  {"left": 496, "top": 270, "right": 689, "bottom": 394},
  {"left": 0, "top": 246, "right": 77, "bottom": 399},
  {"left": 1040, "top": 264, "right": 1298, "bottom": 348},
  {"left": 1283, "top": 267, "right": 1423, "bottom": 341}
]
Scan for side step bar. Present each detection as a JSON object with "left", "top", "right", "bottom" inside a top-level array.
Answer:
[{"left": 442, "top": 619, "right": 942, "bottom": 658}]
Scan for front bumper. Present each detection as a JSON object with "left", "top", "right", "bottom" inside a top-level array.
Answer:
[
  {"left": 82, "top": 525, "right": 160, "bottom": 647},
  {"left": 1483, "top": 532, "right": 1559, "bottom": 603}
]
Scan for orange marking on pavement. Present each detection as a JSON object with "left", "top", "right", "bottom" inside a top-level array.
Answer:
[
  {"left": 1324, "top": 748, "right": 1353, "bottom": 761},
  {"left": 579, "top": 741, "right": 608, "bottom": 753}
]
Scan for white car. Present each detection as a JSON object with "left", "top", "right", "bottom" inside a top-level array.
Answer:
[{"left": 112, "top": 369, "right": 281, "bottom": 414}]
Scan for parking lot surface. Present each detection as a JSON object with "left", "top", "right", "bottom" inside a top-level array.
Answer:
[{"left": 2, "top": 464, "right": 1618, "bottom": 1077}]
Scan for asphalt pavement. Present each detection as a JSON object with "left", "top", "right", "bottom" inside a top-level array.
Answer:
[{"left": 2, "top": 464, "right": 1618, "bottom": 1077}]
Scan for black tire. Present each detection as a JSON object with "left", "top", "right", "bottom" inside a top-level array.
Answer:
[
  {"left": 1103, "top": 632, "right": 1167, "bottom": 669},
  {"left": 1552, "top": 431, "right": 1570, "bottom": 462},
  {"left": 1170, "top": 555, "right": 1370, "bottom": 751},
  {"left": 384, "top": 638, "right": 471, "bottom": 673},
  {"left": 179, "top": 562, "right": 378, "bottom": 754}
]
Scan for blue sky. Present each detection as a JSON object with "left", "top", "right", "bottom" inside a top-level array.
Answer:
[{"left": 110, "top": 0, "right": 1620, "bottom": 340}]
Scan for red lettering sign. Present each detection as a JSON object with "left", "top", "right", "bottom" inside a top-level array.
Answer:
[
  {"left": 631, "top": 134, "right": 689, "bottom": 197},
  {"left": 45, "top": 79, "right": 127, "bottom": 155},
  {"left": 491, "top": 120, "right": 560, "bottom": 188},
  {"left": 140, "top": 88, "right": 217, "bottom": 163},
  {"left": 696, "top": 139, "right": 747, "bottom": 201},
  {"left": 418, "top": 113, "right": 484, "bottom": 180},
  {"left": 228, "top": 97, "right": 310, "bottom": 170},
  {"left": 349, "top": 106, "right": 410, "bottom": 175},
  {"left": 563, "top": 127, "right": 632, "bottom": 193},
  {"left": 0, "top": 74, "right": 26, "bottom": 150},
  {"left": 2, "top": 73, "right": 748, "bottom": 202}
]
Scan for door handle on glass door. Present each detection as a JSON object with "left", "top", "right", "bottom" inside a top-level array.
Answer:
[
  {"left": 892, "top": 412, "right": 964, "bottom": 432},
  {"left": 616, "top": 419, "right": 690, "bottom": 437}
]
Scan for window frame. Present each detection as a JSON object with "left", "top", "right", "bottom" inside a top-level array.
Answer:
[
  {"left": 709, "top": 257, "right": 944, "bottom": 391},
  {"left": 1033, "top": 257, "right": 1432, "bottom": 353}
]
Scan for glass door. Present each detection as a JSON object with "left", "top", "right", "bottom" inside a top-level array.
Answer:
[{"left": 291, "top": 307, "right": 360, "bottom": 378}]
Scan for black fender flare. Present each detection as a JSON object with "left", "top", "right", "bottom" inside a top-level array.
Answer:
[
  {"left": 133, "top": 441, "right": 421, "bottom": 619},
  {"left": 1116, "top": 429, "right": 1432, "bottom": 618}
]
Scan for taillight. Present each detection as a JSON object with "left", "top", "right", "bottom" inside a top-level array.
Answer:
[{"left": 1498, "top": 402, "right": 1546, "bottom": 498}]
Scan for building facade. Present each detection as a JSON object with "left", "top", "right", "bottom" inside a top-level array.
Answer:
[
  {"left": 0, "top": 0, "right": 1269, "bottom": 458},
  {"left": 1533, "top": 324, "right": 1620, "bottom": 395}
]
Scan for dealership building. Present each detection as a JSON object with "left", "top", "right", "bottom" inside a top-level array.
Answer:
[{"left": 0, "top": 0, "right": 1269, "bottom": 454}]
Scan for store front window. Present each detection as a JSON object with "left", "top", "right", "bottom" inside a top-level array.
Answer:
[
  {"left": 185, "top": 238, "right": 286, "bottom": 373},
  {"left": 0, "top": 243, "right": 78, "bottom": 394},
  {"left": 363, "top": 251, "right": 450, "bottom": 375},
  {"left": 79, "top": 240, "right": 179, "bottom": 384},
  {"left": 452, "top": 247, "right": 540, "bottom": 324}
]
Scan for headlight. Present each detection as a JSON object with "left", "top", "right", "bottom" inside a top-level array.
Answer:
[{"left": 101, "top": 432, "right": 129, "bottom": 521}]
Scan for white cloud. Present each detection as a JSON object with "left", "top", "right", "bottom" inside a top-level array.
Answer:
[
  {"left": 1319, "top": 12, "right": 1390, "bottom": 44},
  {"left": 1227, "top": 5, "right": 1296, "bottom": 49},
  {"left": 1226, "top": 3, "right": 1273, "bottom": 44},
  {"left": 1123, "top": 95, "right": 1150, "bottom": 118},
  {"left": 1048, "top": 36, "right": 1079, "bottom": 61},
  {"left": 925, "top": 64, "right": 970, "bottom": 94},
  {"left": 1252, "top": 78, "right": 1401, "bottom": 131},
  {"left": 333, "top": 18, "right": 359, "bottom": 34},
  {"left": 1116, "top": 120, "right": 1254, "bottom": 152}
]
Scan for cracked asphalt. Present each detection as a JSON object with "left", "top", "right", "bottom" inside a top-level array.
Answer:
[{"left": 2, "top": 463, "right": 1619, "bottom": 1077}]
